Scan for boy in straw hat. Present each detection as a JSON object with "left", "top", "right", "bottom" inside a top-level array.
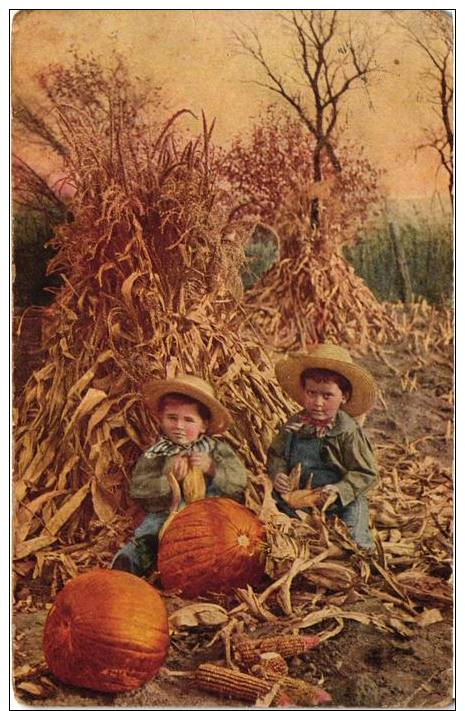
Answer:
[
  {"left": 268, "top": 344, "right": 378, "bottom": 549},
  {"left": 111, "top": 374, "right": 247, "bottom": 575}
]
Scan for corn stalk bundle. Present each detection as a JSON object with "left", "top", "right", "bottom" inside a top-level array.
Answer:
[
  {"left": 13, "top": 60, "right": 296, "bottom": 597},
  {"left": 243, "top": 241, "right": 400, "bottom": 353}
]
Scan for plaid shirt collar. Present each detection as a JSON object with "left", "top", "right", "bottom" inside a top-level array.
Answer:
[
  {"left": 284, "top": 411, "right": 337, "bottom": 438},
  {"left": 144, "top": 434, "right": 213, "bottom": 459}
]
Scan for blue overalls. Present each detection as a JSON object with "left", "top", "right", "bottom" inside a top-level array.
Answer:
[{"left": 274, "top": 431, "right": 374, "bottom": 549}]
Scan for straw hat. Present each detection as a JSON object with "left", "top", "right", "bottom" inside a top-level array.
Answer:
[
  {"left": 142, "top": 374, "right": 232, "bottom": 435},
  {"left": 275, "top": 344, "right": 377, "bottom": 417}
]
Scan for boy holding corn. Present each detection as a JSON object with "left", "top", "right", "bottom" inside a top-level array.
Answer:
[
  {"left": 267, "top": 343, "right": 378, "bottom": 549},
  {"left": 112, "top": 374, "right": 247, "bottom": 575}
]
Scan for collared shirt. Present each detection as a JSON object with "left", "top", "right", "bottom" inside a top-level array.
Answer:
[
  {"left": 129, "top": 436, "right": 248, "bottom": 512},
  {"left": 266, "top": 410, "right": 378, "bottom": 507},
  {"left": 144, "top": 434, "right": 213, "bottom": 459}
]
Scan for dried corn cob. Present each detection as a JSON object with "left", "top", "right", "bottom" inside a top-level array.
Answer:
[
  {"left": 234, "top": 634, "right": 320, "bottom": 667},
  {"left": 193, "top": 663, "right": 291, "bottom": 705},
  {"left": 251, "top": 652, "right": 288, "bottom": 678}
]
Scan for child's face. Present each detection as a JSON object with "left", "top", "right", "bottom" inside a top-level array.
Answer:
[
  {"left": 302, "top": 378, "right": 347, "bottom": 421},
  {"left": 158, "top": 401, "right": 207, "bottom": 445}
]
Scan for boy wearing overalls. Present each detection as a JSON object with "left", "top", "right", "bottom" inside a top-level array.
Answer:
[
  {"left": 267, "top": 344, "right": 378, "bottom": 549},
  {"left": 112, "top": 374, "right": 247, "bottom": 575}
]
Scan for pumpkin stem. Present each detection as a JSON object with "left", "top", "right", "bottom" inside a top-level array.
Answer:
[{"left": 237, "top": 534, "right": 250, "bottom": 548}]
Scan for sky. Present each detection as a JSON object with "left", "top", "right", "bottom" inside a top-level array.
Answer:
[{"left": 11, "top": 8, "right": 453, "bottom": 205}]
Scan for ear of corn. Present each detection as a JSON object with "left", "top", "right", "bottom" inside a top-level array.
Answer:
[
  {"left": 265, "top": 672, "right": 332, "bottom": 706},
  {"left": 282, "top": 489, "right": 321, "bottom": 509},
  {"left": 182, "top": 465, "right": 207, "bottom": 503},
  {"left": 194, "top": 662, "right": 331, "bottom": 707},
  {"left": 234, "top": 634, "right": 320, "bottom": 667},
  {"left": 251, "top": 652, "right": 288, "bottom": 678},
  {"left": 194, "top": 663, "right": 276, "bottom": 702}
]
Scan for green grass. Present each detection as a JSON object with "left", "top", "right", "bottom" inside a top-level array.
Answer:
[
  {"left": 344, "top": 217, "right": 453, "bottom": 305},
  {"left": 241, "top": 224, "right": 280, "bottom": 290},
  {"left": 13, "top": 206, "right": 65, "bottom": 308}
]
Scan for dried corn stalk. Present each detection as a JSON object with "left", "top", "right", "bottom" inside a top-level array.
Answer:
[{"left": 12, "top": 60, "right": 295, "bottom": 595}]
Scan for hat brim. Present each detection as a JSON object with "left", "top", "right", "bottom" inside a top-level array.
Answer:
[
  {"left": 142, "top": 379, "right": 232, "bottom": 435},
  {"left": 275, "top": 355, "right": 377, "bottom": 417}
]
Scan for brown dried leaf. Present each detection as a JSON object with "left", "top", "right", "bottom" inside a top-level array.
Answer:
[
  {"left": 91, "top": 479, "right": 118, "bottom": 523},
  {"left": 63, "top": 388, "right": 107, "bottom": 438},
  {"left": 169, "top": 603, "right": 229, "bottom": 631},
  {"left": 46, "top": 482, "right": 90, "bottom": 535},
  {"left": 16, "top": 681, "right": 49, "bottom": 698},
  {"left": 415, "top": 608, "right": 443, "bottom": 627},
  {"left": 14, "top": 534, "right": 56, "bottom": 560}
]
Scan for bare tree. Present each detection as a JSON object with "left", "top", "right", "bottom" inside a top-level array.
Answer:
[
  {"left": 389, "top": 10, "right": 453, "bottom": 205},
  {"left": 234, "top": 10, "right": 379, "bottom": 227}
]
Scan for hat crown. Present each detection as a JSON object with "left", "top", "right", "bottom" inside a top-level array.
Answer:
[
  {"left": 299, "top": 343, "right": 354, "bottom": 366},
  {"left": 167, "top": 374, "right": 216, "bottom": 399},
  {"left": 275, "top": 344, "right": 376, "bottom": 417}
]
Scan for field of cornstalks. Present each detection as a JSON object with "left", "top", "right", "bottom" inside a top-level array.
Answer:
[{"left": 12, "top": 60, "right": 453, "bottom": 709}]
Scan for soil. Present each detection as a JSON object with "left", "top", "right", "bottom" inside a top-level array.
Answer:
[{"left": 12, "top": 340, "right": 455, "bottom": 709}]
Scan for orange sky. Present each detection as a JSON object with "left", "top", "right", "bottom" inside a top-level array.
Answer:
[{"left": 11, "top": 9, "right": 452, "bottom": 201}]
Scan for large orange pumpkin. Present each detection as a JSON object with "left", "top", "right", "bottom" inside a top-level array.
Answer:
[
  {"left": 158, "top": 497, "right": 266, "bottom": 598},
  {"left": 43, "top": 569, "right": 170, "bottom": 692}
]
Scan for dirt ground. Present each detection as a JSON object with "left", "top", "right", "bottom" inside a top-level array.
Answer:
[
  {"left": 12, "top": 341, "right": 455, "bottom": 709},
  {"left": 11, "top": 598, "right": 454, "bottom": 709}
]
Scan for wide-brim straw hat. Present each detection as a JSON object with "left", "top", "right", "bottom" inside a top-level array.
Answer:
[
  {"left": 275, "top": 344, "right": 377, "bottom": 417},
  {"left": 142, "top": 374, "right": 232, "bottom": 435}
]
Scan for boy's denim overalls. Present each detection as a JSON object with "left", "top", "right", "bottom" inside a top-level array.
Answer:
[{"left": 274, "top": 430, "right": 374, "bottom": 549}]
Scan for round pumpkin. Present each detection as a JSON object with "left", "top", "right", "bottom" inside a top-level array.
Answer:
[
  {"left": 158, "top": 497, "right": 266, "bottom": 598},
  {"left": 43, "top": 569, "right": 170, "bottom": 692}
]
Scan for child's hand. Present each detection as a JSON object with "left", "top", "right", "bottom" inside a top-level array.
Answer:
[
  {"left": 171, "top": 455, "right": 189, "bottom": 482},
  {"left": 273, "top": 472, "right": 291, "bottom": 494},
  {"left": 190, "top": 452, "right": 215, "bottom": 476}
]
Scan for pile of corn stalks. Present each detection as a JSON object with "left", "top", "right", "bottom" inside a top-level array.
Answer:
[
  {"left": 12, "top": 94, "right": 297, "bottom": 598},
  {"left": 243, "top": 243, "right": 401, "bottom": 353}
]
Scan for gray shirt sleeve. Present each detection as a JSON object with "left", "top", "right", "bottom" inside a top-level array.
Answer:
[
  {"left": 266, "top": 428, "right": 291, "bottom": 481},
  {"left": 129, "top": 452, "right": 177, "bottom": 512},
  {"left": 210, "top": 439, "right": 248, "bottom": 499},
  {"left": 325, "top": 427, "right": 378, "bottom": 506}
]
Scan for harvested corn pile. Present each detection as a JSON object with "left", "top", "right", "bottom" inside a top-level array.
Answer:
[
  {"left": 243, "top": 244, "right": 400, "bottom": 352},
  {"left": 12, "top": 59, "right": 294, "bottom": 599}
]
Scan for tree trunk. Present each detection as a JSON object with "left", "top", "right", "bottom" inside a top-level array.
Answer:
[
  {"left": 311, "top": 147, "right": 323, "bottom": 228},
  {"left": 389, "top": 222, "right": 413, "bottom": 304}
]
